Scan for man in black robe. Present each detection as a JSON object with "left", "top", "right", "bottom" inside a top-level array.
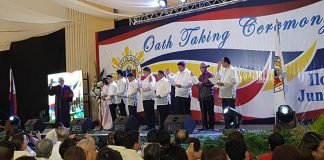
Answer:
[{"left": 48, "top": 77, "right": 73, "bottom": 127}]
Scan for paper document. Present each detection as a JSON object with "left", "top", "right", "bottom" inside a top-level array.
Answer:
[
  {"left": 191, "top": 76, "right": 199, "bottom": 85},
  {"left": 208, "top": 77, "right": 219, "bottom": 85}
]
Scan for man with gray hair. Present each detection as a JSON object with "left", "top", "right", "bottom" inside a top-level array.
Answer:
[
  {"left": 48, "top": 77, "right": 74, "bottom": 127},
  {"left": 35, "top": 138, "right": 53, "bottom": 160}
]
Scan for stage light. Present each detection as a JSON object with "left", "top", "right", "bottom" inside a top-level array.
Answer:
[
  {"left": 223, "top": 107, "right": 242, "bottom": 129},
  {"left": 158, "top": 0, "right": 167, "bottom": 8},
  {"left": 276, "top": 105, "right": 297, "bottom": 129}
]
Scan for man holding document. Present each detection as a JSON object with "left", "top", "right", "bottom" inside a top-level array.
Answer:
[
  {"left": 197, "top": 63, "right": 215, "bottom": 130},
  {"left": 215, "top": 57, "right": 238, "bottom": 129}
]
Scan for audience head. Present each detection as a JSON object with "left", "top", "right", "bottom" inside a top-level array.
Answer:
[
  {"left": 177, "top": 61, "right": 186, "bottom": 72},
  {"left": 77, "top": 136, "right": 97, "bottom": 160},
  {"left": 144, "top": 143, "right": 162, "bottom": 160},
  {"left": 187, "top": 137, "right": 201, "bottom": 152},
  {"left": 125, "top": 130, "right": 141, "bottom": 151},
  {"left": 107, "top": 132, "right": 115, "bottom": 145},
  {"left": 96, "top": 147, "right": 123, "bottom": 160},
  {"left": 202, "top": 147, "right": 228, "bottom": 160},
  {"left": 59, "top": 138, "right": 77, "bottom": 159},
  {"left": 174, "top": 129, "right": 188, "bottom": 145},
  {"left": 64, "top": 146, "right": 86, "bottom": 160},
  {"left": 35, "top": 138, "right": 53, "bottom": 158},
  {"left": 299, "top": 132, "right": 324, "bottom": 160},
  {"left": 227, "top": 130, "right": 244, "bottom": 141},
  {"left": 114, "top": 130, "right": 127, "bottom": 147},
  {"left": 167, "top": 144, "right": 188, "bottom": 160},
  {"left": 56, "top": 127, "right": 69, "bottom": 142},
  {"left": 268, "top": 132, "right": 285, "bottom": 151},
  {"left": 0, "top": 141, "right": 14, "bottom": 160},
  {"left": 15, "top": 156, "right": 36, "bottom": 160},
  {"left": 225, "top": 140, "right": 247, "bottom": 160},
  {"left": 273, "top": 144, "right": 301, "bottom": 160},
  {"left": 155, "top": 129, "right": 171, "bottom": 148},
  {"left": 146, "top": 129, "right": 157, "bottom": 143},
  {"left": 12, "top": 134, "right": 28, "bottom": 151},
  {"left": 55, "top": 122, "right": 64, "bottom": 128}
]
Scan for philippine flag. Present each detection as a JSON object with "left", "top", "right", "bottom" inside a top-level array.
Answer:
[{"left": 9, "top": 67, "right": 17, "bottom": 116}]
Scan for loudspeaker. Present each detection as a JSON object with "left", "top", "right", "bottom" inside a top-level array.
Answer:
[
  {"left": 24, "top": 119, "right": 45, "bottom": 133},
  {"left": 70, "top": 118, "right": 93, "bottom": 134},
  {"left": 164, "top": 115, "right": 195, "bottom": 134},
  {"left": 114, "top": 116, "right": 139, "bottom": 131}
]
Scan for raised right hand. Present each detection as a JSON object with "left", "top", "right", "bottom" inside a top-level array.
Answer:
[
  {"left": 165, "top": 68, "right": 170, "bottom": 75},
  {"left": 217, "top": 61, "right": 222, "bottom": 71}
]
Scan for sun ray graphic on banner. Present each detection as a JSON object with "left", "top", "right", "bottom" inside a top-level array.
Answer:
[{"left": 112, "top": 47, "right": 145, "bottom": 77}]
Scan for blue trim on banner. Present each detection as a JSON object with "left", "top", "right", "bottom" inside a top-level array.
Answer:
[
  {"left": 141, "top": 49, "right": 302, "bottom": 71},
  {"left": 305, "top": 48, "right": 324, "bottom": 71}
]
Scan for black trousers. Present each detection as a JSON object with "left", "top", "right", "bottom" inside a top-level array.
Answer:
[
  {"left": 143, "top": 100, "right": 156, "bottom": 129},
  {"left": 128, "top": 105, "right": 139, "bottom": 122},
  {"left": 109, "top": 104, "right": 117, "bottom": 121},
  {"left": 117, "top": 101, "right": 127, "bottom": 116},
  {"left": 56, "top": 105, "right": 70, "bottom": 127},
  {"left": 174, "top": 96, "right": 191, "bottom": 115},
  {"left": 199, "top": 96, "right": 214, "bottom": 128},
  {"left": 157, "top": 104, "right": 170, "bottom": 129},
  {"left": 222, "top": 98, "right": 236, "bottom": 128}
]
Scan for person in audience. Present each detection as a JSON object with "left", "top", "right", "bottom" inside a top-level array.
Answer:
[
  {"left": 273, "top": 144, "right": 301, "bottom": 160},
  {"left": 201, "top": 147, "right": 228, "bottom": 160},
  {"left": 299, "top": 132, "right": 324, "bottom": 160},
  {"left": 187, "top": 137, "right": 203, "bottom": 160},
  {"left": 16, "top": 156, "right": 36, "bottom": 160},
  {"left": 225, "top": 139, "right": 249, "bottom": 160},
  {"left": 35, "top": 138, "right": 53, "bottom": 160},
  {"left": 155, "top": 129, "right": 171, "bottom": 150},
  {"left": 63, "top": 146, "right": 86, "bottom": 160},
  {"left": 107, "top": 132, "right": 115, "bottom": 146},
  {"left": 125, "top": 130, "right": 141, "bottom": 152},
  {"left": 109, "top": 130, "right": 143, "bottom": 160},
  {"left": 0, "top": 140, "right": 15, "bottom": 160},
  {"left": 45, "top": 122, "right": 64, "bottom": 144},
  {"left": 141, "top": 130, "right": 157, "bottom": 158},
  {"left": 174, "top": 129, "right": 188, "bottom": 146},
  {"left": 143, "top": 143, "right": 162, "bottom": 160},
  {"left": 96, "top": 147, "right": 123, "bottom": 160},
  {"left": 58, "top": 138, "right": 77, "bottom": 160},
  {"left": 77, "top": 135, "right": 97, "bottom": 160},
  {"left": 259, "top": 132, "right": 285, "bottom": 160},
  {"left": 139, "top": 67, "right": 156, "bottom": 130},
  {"left": 155, "top": 70, "right": 171, "bottom": 129},
  {"left": 12, "top": 134, "right": 32, "bottom": 159},
  {"left": 165, "top": 61, "right": 193, "bottom": 114},
  {"left": 49, "top": 127, "right": 69, "bottom": 160},
  {"left": 115, "top": 69, "right": 128, "bottom": 117},
  {"left": 226, "top": 131, "right": 253, "bottom": 160},
  {"left": 166, "top": 144, "right": 189, "bottom": 160},
  {"left": 147, "top": 129, "right": 157, "bottom": 143},
  {"left": 126, "top": 73, "right": 140, "bottom": 121}
]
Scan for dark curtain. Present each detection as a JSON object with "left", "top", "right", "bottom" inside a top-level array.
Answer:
[{"left": 0, "top": 29, "right": 66, "bottom": 124}]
